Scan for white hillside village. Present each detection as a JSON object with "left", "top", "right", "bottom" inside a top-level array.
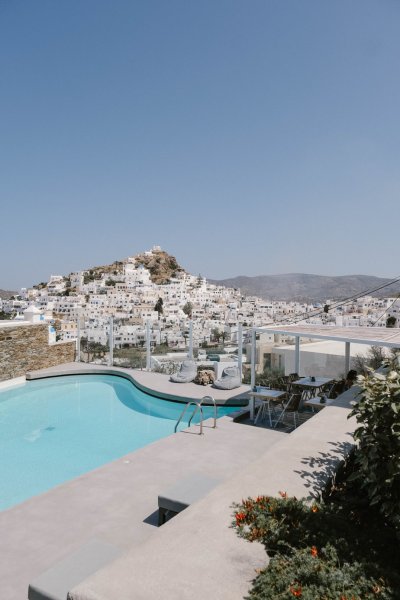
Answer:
[{"left": 2, "top": 246, "right": 399, "bottom": 377}]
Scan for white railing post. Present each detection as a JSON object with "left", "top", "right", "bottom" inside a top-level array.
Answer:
[
  {"left": 108, "top": 316, "right": 114, "bottom": 366},
  {"left": 238, "top": 322, "right": 243, "bottom": 380},
  {"left": 188, "top": 320, "right": 194, "bottom": 359},
  {"left": 146, "top": 321, "right": 151, "bottom": 370},
  {"left": 76, "top": 309, "right": 81, "bottom": 362}
]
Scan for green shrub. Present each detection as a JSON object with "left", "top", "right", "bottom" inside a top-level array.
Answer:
[
  {"left": 233, "top": 495, "right": 399, "bottom": 599},
  {"left": 242, "top": 368, "right": 284, "bottom": 387},
  {"left": 247, "top": 545, "right": 390, "bottom": 600},
  {"left": 348, "top": 365, "right": 400, "bottom": 530}
]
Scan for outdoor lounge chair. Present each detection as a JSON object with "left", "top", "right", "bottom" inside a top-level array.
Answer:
[
  {"left": 170, "top": 360, "right": 197, "bottom": 383},
  {"left": 213, "top": 366, "right": 241, "bottom": 390}
]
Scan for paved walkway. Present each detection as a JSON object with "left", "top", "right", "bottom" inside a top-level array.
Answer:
[{"left": 71, "top": 392, "right": 356, "bottom": 600}]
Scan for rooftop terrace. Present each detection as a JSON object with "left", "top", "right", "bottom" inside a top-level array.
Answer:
[{"left": 0, "top": 364, "right": 356, "bottom": 599}]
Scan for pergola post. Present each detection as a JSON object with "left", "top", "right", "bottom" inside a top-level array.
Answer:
[
  {"left": 295, "top": 336, "right": 300, "bottom": 375},
  {"left": 345, "top": 341, "right": 351, "bottom": 374},
  {"left": 237, "top": 322, "right": 243, "bottom": 380},
  {"left": 250, "top": 328, "right": 256, "bottom": 419},
  {"left": 146, "top": 321, "right": 151, "bottom": 370}
]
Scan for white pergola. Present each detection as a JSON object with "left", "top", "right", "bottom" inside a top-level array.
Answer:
[{"left": 250, "top": 324, "right": 400, "bottom": 389}]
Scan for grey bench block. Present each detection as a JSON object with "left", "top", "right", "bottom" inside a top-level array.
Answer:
[
  {"left": 28, "top": 539, "right": 120, "bottom": 600},
  {"left": 158, "top": 472, "right": 220, "bottom": 525}
]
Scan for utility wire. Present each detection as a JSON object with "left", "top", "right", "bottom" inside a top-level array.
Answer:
[
  {"left": 289, "top": 274, "right": 400, "bottom": 323},
  {"left": 254, "top": 274, "right": 400, "bottom": 329},
  {"left": 370, "top": 295, "right": 400, "bottom": 327},
  {"left": 290, "top": 278, "right": 400, "bottom": 326}
]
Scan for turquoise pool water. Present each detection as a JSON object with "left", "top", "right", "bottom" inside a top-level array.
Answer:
[{"left": 0, "top": 374, "right": 236, "bottom": 511}]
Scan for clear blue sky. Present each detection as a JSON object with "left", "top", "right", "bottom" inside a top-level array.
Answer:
[{"left": 1, "top": 0, "right": 399, "bottom": 290}]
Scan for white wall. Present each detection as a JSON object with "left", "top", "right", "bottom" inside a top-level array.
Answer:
[{"left": 272, "top": 341, "right": 372, "bottom": 378}]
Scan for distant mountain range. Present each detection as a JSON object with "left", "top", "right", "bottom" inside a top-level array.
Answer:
[{"left": 210, "top": 273, "right": 400, "bottom": 302}]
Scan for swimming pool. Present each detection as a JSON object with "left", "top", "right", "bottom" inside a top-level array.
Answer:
[{"left": 0, "top": 374, "right": 236, "bottom": 511}]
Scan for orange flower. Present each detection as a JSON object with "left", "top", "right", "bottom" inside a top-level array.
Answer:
[
  {"left": 279, "top": 491, "right": 288, "bottom": 498},
  {"left": 310, "top": 546, "right": 318, "bottom": 557},
  {"left": 289, "top": 583, "right": 302, "bottom": 597},
  {"left": 311, "top": 505, "right": 319, "bottom": 513},
  {"left": 235, "top": 512, "right": 246, "bottom": 525}
]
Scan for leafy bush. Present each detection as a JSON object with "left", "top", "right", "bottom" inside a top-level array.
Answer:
[
  {"left": 349, "top": 365, "right": 400, "bottom": 530},
  {"left": 352, "top": 346, "right": 391, "bottom": 376},
  {"left": 248, "top": 545, "right": 390, "bottom": 600},
  {"left": 233, "top": 494, "right": 399, "bottom": 599},
  {"left": 152, "top": 360, "right": 180, "bottom": 375},
  {"left": 233, "top": 361, "right": 400, "bottom": 598},
  {"left": 242, "top": 367, "right": 284, "bottom": 387}
]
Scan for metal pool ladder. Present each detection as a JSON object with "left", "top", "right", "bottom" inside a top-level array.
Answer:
[{"left": 174, "top": 395, "right": 218, "bottom": 435}]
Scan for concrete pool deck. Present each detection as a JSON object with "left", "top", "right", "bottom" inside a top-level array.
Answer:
[
  {"left": 0, "top": 369, "right": 281, "bottom": 600},
  {"left": 26, "top": 362, "right": 251, "bottom": 406},
  {"left": 0, "top": 366, "right": 357, "bottom": 599},
  {"left": 70, "top": 391, "right": 356, "bottom": 600}
]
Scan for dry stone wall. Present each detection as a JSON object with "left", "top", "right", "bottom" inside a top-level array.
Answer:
[{"left": 0, "top": 323, "right": 75, "bottom": 382}]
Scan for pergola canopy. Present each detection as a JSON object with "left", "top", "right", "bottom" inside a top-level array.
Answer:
[
  {"left": 247, "top": 323, "right": 400, "bottom": 419},
  {"left": 253, "top": 324, "right": 400, "bottom": 349}
]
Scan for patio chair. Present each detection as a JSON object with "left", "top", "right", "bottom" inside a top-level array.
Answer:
[
  {"left": 273, "top": 392, "right": 302, "bottom": 429},
  {"left": 170, "top": 360, "right": 197, "bottom": 383},
  {"left": 213, "top": 366, "right": 241, "bottom": 390},
  {"left": 327, "top": 380, "right": 345, "bottom": 398}
]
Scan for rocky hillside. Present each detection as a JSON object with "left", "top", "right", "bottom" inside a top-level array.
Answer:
[
  {"left": 210, "top": 273, "right": 400, "bottom": 302},
  {"left": 81, "top": 249, "right": 184, "bottom": 285},
  {"left": 32, "top": 249, "right": 185, "bottom": 289},
  {"left": 134, "top": 250, "right": 185, "bottom": 284}
]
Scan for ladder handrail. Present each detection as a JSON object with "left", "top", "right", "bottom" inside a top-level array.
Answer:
[
  {"left": 174, "top": 401, "right": 204, "bottom": 435},
  {"left": 174, "top": 395, "right": 218, "bottom": 434},
  {"left": 193, "top": 395, "right": 217, "bottom": 429}
]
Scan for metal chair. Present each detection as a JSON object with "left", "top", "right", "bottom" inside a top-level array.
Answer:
[
  {"left": 273, "top": 393, "right": 302, "bottom": 429},
  {"left": 326, "top": 380, "right": 345, "bottom": 398}
]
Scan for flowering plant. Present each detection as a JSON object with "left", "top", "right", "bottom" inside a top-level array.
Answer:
[{"left": 232, "top": 493, "right": 399, "bottom": 599}]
